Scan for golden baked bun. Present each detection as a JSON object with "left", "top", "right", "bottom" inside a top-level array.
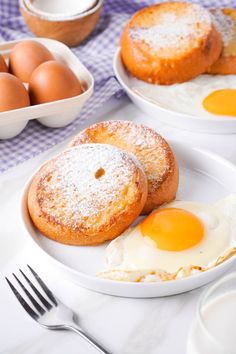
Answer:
[
  {"left": 69, "top": 120, "right": 179, "bottom": 214},
  {"left": 208, "top": 8, "right": 236, "bottom": 74},
  {"left": 120, "top": 2, "right": 222, "bottom": 85},
  {"left": 28, "top": 144, "right": 148, "bottom": 246}
]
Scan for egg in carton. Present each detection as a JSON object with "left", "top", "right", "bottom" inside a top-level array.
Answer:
[{"left": 0, "top": 38, "right": 93, "bottom": 139}]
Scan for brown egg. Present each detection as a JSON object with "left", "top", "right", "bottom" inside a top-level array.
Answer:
[
  {"left": 29, "top": 61, "right": 82, "bottom": 105},
  {"left": 0, "top": 55, "right": 8, "bottom": 72},
  {"left": 9, "top": 40, "right": 54, "bottom": 82},
  {"left": 0, "top": 73, "right": 30, "bottom": 112}
]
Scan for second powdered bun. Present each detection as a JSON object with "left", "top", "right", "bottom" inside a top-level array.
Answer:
[{"left": 70, "top": 120, "right": 179, "bottom": 214}]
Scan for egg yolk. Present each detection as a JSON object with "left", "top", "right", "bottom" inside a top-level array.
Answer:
[
  {"left": 140, "top": 208, "right": 204, "bottom": 251},
  {"left": 203, "top": 89, "right": 236, "bottom": 117}
]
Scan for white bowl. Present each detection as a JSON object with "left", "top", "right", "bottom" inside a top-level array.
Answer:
[
  {"left": 20, "top": 141, "right": 236, "bottom": 298},
  {"left": 0, "top": 38, "right": 94, "bottom": 139},
  {"left": 113, "top": 48, "right": 236, "bottom": 134},
  {"left": 24, "top": 0, "right": 98, "bottom": 20}
]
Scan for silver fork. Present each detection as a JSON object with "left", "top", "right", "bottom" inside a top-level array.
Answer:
[{"left": 6, "top": 265, "right": 110, "bottom": 354}]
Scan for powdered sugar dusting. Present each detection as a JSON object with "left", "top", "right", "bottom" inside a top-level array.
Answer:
[
  {"left": 211, "top": 9, "right": 234, "bottom": 46},
  {"left": 100, "top": 120, "right": 163, "bottom": 148},
  {"left": 129, "top": 4, "right": 212, "bottom": 53},
  {"left": 38, "top": 144, "right": 143, "bottom": 229},
  {"left": 103, "top": 121, "right": 170, "bottom": 181},
  {"left": 72, "top": 120, "right": 171, "bottom": 182}
]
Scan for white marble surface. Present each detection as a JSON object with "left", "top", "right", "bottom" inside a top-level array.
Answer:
[{"left": 1, "top": 96, "right": 236, "bottom": 354}]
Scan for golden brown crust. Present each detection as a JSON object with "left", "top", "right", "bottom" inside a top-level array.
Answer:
[
  {"left": 207, "top": 55, "right": 236, "bottom": 74},
  {"left": 0, "top": 55, "right": 8, "bottom": 73},
  {"left": 28, "top": 144, "right": 148, "bottom": 246},
  {"left": 208, "top": 8, "right": 236, "bottom": 74},
  {"left": 120, "top": 2, "right": 222, "bottom": 84},
  {"left": 69, "top": 120, "right": 179, "bottom": 214}
]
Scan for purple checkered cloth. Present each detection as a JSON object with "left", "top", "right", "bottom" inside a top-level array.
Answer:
[{"left": 0, "top": 0, "right": 235, "bottom": 173}]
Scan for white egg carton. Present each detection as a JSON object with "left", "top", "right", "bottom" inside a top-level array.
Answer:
[{"left": 0, "top": 37, "right": 94, "bottom": 139}]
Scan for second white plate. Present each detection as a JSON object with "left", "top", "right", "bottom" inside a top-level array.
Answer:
[
  {"left": 114, "top": 48, "right": 236, "bottom": 134},
  {"left": 21, "top": 142, "right": 236, "bottom": 297}
]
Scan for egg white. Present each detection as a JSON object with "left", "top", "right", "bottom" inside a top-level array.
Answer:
[
  {"left": 105, "top": 196, "right": 236, "bottom": 273},
  {"left": 130, "top": 74, "right": 236, "bottom": 118}
]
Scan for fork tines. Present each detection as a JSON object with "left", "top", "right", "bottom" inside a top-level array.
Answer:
[{"left": 6, "top": 265, "right": 57, "bottom": 320}]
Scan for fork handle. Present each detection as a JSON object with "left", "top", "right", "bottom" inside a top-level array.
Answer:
[{"left": 66, "top": 324, "right": 111, "bottom": 354}]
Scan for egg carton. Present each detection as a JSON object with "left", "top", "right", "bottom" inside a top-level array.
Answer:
[{"left": 0, "top": 38, "right": 94, "bottom": 139}]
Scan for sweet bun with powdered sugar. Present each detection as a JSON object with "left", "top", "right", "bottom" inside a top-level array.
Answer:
[
  {"left": 27, "top": 143, "right": 148, "bottom": 245},
  {"left": 69, "top": 120, "right": 179, "bottom": 214},
  {"left": 120, "top": 2, "right": 222, "bottom": 84}
]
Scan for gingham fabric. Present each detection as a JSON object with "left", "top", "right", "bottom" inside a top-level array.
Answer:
[{"left": 0, "top": 0, "right": 235, "bottom": 173}]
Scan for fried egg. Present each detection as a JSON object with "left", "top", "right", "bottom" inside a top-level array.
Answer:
[
  {"left": 99, "top": 194, "right": 236, "bottom": 281},
  {"left": 130, "top": 74, "right": 236, "bottom": 118},
  {"left": 203, "top": 89, "right": 236, "bottom": 117}
]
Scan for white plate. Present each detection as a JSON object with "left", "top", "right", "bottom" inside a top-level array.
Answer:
[
  {"left": 113, "top": 48, "right": 236, "bottom": 134},
  {"left": 20, "top": 142, "right": 236, "bottom": 298}
]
